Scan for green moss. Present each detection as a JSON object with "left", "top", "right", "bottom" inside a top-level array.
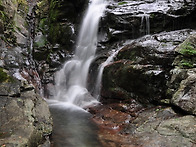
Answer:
[
  {"left": 0, "top": 10, "right": 6, "bottom": 21},
  {"left": 49, "top": 0, "right": 59, "bottom": 23},
  {"left": 150, "top": 14, "right": 155, "bottom": 19},
  {"left": 180, "top": 62, "right": 194, "bottom": 68},
  {"left": 179, "top": 42, "right": 196, "bottom": 56},
  {"left": 177, "top": 59, "right": 194, "bottom": 68},
  {"left": 118, "top": 2, "right": 128, "bottom": 5},
  {"left": 0, "top": 68, "right": 15, "bottom": 83},
  {"left": 48, "top": 23, "right": 60, "bottom": 44}
]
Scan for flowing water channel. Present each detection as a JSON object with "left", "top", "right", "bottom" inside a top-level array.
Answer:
[
  {"left": 48, "top": 0, "right": 107, "bottom": 146},
  {"left": 49, "top": 0, "right": 107, "bottom": 108}
]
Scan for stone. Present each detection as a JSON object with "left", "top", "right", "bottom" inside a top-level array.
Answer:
[
  {"left": 101, "top": 29, "right": 196, "bottom": 104},
  {"left": 92, "top": 103, "right": 196, "bottom": 147},
  {"left": 0, "top": 94, "right": 52, "bottom": 147},
  {"left": 171, "top": 69, "right": 196, "bottom": 115},
  {"left": 0, "top": 87, "right": 52, "bottom": 146},
  {"left": 173, "top": 34, "right": 196, "bottom": 68},
  {"left": 101, "top": 0, "right": 196, "bottom": 42},
  {"left": 0, "top": 68, "right": 52, "bottom": 146}
]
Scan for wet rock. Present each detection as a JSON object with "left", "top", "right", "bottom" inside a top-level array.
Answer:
[
  {"left": 1, "top": 0, "right": 28, "bottom": 45},
  {"left": 170, "top": 69, "right": 196, "bottom": 115},
  {"left": 130, "top": 110, "right": 196, "bottom": 147},
  {"left": 101, "top": 0, "right": 196, "bottom": 42},
  {"left": 173, "top": 34, "right": 196, "bottom": 68},
  {"left": 91, "top": 104, "right": 196, "bottom": 147},
  {"left": 101, "top": 29, "right": 196, "bottom": 104},
  {"left": 167, "top": 34, "right": 196, "bottom": 115},
  {"left": 102, "top": 61, "right": 167, "bottom": 103}
]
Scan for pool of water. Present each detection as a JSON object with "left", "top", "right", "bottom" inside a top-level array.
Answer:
[{"left": 49, "top": 104, "right": 102, "bottom": 147}]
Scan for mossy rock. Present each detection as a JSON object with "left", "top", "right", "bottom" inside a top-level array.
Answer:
[
  {"left": 0, "top": 68, "right": 15, "bottom": 83},
  {"left": 173, "top": 55, "right": 196, "bottom": 68},
  {"left": 175, "top": 34, "right": 196, "bottom": 57},
  {"left": 173, "top": 34, "right": 196, "bottom": 69}
]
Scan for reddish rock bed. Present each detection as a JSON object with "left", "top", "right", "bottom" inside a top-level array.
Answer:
[{"left": 89, "top": 101, "right": 196, "bottom": 147}]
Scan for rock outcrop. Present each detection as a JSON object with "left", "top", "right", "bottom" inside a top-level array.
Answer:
[
  {"left": 169, "top": 34, "right": 196, "bottom": 115},
  {"left": 0, "top": 68, "right": 52, "bottom": 147},
  {"left": 101, "top": 29, "right": 196, "bottom": 104},
  {"left": 0, "top": 0, "right": 53, "bottom": 146},
  {"left": 97, "top": 1, "right": 196, "bottom": 146},
  {"left": 100, "top": 0, "right": 196, "bottom": 42}
]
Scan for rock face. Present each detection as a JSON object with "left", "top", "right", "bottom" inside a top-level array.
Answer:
[
  {"left": 101, "top": 29, "right": 196, "bottom": 104},
  {"left": 0, "top": 69, "right": 52, "bottom": 147},
  {"left": 0, "top": 0, "right": 53, "bottom": 146},
  {"left": 90, "top": 104, "right": 196, "bottom": 147},
  {"left": 100, "top": 0, "right": 196, "bottom": 42}
]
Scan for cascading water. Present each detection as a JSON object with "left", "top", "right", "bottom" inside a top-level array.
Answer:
[
  {"left": 49, "top": 0, "right": 107, "bottom": 108},
  {"left": 140, "top": 14, "right": 150, "bottom": 35},
  {"left": 93, "top": 48, "right": 121, "bottom": 99}
]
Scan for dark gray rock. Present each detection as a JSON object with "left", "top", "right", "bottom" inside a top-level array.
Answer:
[
  {"left": 101, "top": 29, "right": 196, "bottom": 104},
  {"left": 101, "top": 0, "right": 196, "bottom": 42}
]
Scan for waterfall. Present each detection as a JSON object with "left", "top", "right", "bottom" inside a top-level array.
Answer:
[
  {"left": 140, "top": 14, "right": 150, "bottom": 35},
  {"left": 93, "top": 48, "right": 121, "bottom": 99},
  {"left": 49, "top": 0, "right": 107, "bottom": 108}
]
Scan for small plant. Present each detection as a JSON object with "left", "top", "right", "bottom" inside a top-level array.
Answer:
[
  {"left": 180, "top": 42, "right": 196, "bottom": 56},
  {"left": 118, "top": 1, "right": 128, "bottom": 5}
]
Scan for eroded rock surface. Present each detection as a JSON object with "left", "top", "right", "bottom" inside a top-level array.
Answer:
[{"left": 0, "top": 70, "right": 52, "bottom": 147}]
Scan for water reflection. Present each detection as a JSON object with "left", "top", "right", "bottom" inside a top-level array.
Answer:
[{"left": 49, "top": 103, "right": 102, "bottom": 147}]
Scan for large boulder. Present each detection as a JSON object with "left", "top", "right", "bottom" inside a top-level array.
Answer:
[
  {"left": 101, "top": 29, "right": 196, "bottom": 104},
  {"left": 168, "top": 34, "right": 196, "bottom": 115},
  {"left": 0, "top": 68, "right": 52, "bottom": 146}
]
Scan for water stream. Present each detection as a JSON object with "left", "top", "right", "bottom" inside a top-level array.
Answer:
[
  {"left": 49, "top": 0, "right": 107, "bottom": 109},
  {"left": 48, "top": 0, "right": 107, "bottom": 146},
  {"left": 140, "top": 14, "right": 150, "bottom": 35},
  {"left": 93, "top": 48, "right": 121, "bottom": 99}
]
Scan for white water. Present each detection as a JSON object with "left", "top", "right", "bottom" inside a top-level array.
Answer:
[
  {"left": 93, "top": 48, "right": 121, "bottom": 99},
  {"left": 49, "top": 0, "right": 107, "bottom": 108},
  {"left": 140, "top": 14, "right": 150, "bottom": 35}
]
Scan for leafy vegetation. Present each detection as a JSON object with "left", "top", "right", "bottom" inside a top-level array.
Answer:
[
  {"left": 179, "top": 42, "right": 196, "bottom": 56},
  {"left": 118, "top": 1, "right": 128, "bottom": 5}
]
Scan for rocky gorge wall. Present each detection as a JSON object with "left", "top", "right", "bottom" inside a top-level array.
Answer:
[{"left": 0, "top": 0, "right": 52, "bottom": 146}]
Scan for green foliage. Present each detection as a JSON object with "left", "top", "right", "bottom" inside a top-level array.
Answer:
[
  {"left": 180, "top": 61, "right": 194, "bottom": 68},
  {"left": 17, "top": 0, "right": 27, "bottom": 5},
  {"left": 0, "top": 68, "right": 14, "bottom": 83},
  {"left": 0, "top": 10, "right": 6, "bottom": 21},
  {"left": 49, "top": 0, "right": 59, "bottom": 22},
  {"left": 178, "top": 59, "right": 194, "bottom": 68},
  {"left": 118, "top": 1, "right": 128, "bottom": 5},
  {"left": 150, "top": 13, "right": 155, "bottom": 19},
  {"left": 179, "top": 42, "right": 196, "bottom": 56},
  {"left": 48, "top": 23, "right": 60, "bottom": 44}
]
